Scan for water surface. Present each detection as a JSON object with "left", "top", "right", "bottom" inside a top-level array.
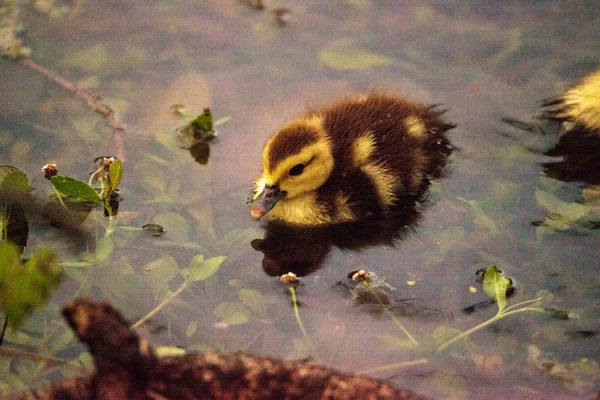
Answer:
[{"left": 1, "top": 1, "right": 599, "bottom": 399}]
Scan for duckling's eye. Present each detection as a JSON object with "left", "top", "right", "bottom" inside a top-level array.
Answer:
[{"left": 288, "top": 164, "right": 305, "bottom": 176}]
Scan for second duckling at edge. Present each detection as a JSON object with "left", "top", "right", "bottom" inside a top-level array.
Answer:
[{"left": 250, "top": 92, "right": 455, "bottom": 226}]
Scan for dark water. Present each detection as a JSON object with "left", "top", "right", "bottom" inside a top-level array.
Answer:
[{"left": 1, "top": 1, "right": 599, "bottom": 398}]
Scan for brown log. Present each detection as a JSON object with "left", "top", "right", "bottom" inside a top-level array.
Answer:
[{"left": 9, "top": 298, "right": 427, "bottom": 400}]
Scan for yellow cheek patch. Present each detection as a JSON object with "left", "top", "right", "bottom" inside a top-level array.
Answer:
[
  {"left": 267, "top": 194, "right": 332, "bottom": 225},
  {"left": 404, "top": 115, "right": 426, "bottom": 139},
  {"left": 352, "top": 133, "right": 376, "bottom": 168},
  {"left": 270, "top": 140, "right": 334, "bottom": 198},
  {"left": 362, "top": 163, "right": 399, "bottom": 207},
  {"left": 559, "top": 69, "right": 600, "bottom": 131}
]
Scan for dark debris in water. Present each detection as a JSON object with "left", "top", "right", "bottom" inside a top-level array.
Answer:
[{"left": 142, "top": 223, "right": 166, "bottom": 237}]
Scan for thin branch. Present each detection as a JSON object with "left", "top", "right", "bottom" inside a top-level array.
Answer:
[
  {"left": 357, "top": 358, "right": 429, "bottom": 375},
  {"left": 132, "top": 281, "right": 189, "bottom": 329},
  {"left": 0, "top": 346, "right": 89, "bottom": 373},
  {"left": 363, "top": 282, "right": 419, "bottom": 347},
  {"left": 16, "top": 57, "right": 126, "bottom": 161}
]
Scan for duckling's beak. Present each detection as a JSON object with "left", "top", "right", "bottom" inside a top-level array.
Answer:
[{"left": 250, "top": 184, "right": 286, "bottom": 219}]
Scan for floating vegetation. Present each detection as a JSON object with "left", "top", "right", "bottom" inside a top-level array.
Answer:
[
  {"left": 319, "top": 41, "right": 395, "bottom": 71},
  {"left": 336, "top": 267, "right": 568, "bottom": 368},
  {"left": 0, "top": 242, "right": 59, "bottom": 330},
  {"left": 173, "top": 106, "right": 230, "bottom": 165},
  {"left": 529, "top": 345, "right": 600, "bottom": 394}
]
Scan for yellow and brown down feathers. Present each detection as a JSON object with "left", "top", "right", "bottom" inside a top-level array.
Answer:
[{"left": 250, "top": 93, "right": 454, "bottom": 226}]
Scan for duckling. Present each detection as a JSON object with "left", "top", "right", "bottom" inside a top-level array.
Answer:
[
  {"left": 541, "top": 68, "right": 600, "bottom": 135},
  {"left": 539, "top": 69, "right": 600, "bottom": 184},
  {"left": 510, "top": 68, "right": 600, "bottom": 184},
  {"left": 250, "top": 92, "right": 454, "bottom": 225}
]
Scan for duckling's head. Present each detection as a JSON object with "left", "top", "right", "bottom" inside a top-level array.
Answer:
[{"left": 251, "top": 116, "right": 333, "bottom": 219}]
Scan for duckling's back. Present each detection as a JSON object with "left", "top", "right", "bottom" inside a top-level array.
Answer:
[{"left": 314, "top": 93, "right": 454, "bottom": 219}]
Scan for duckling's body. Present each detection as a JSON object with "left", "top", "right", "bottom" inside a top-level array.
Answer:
[
  {"left": 251, "top": 93, "right": 454, "bottom": 226},
  {"left": 538, "top": 68, "right": 600, "bottom": 183},
  {"left": 542, "top": 68, "right": 600, "bottom": 133}
]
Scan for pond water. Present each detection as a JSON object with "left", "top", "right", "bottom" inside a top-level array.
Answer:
[{"left": 1, "top": 1, "right": 599, "bottom": 399}]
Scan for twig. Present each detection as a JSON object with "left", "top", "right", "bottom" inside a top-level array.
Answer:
[
  {"left": 132, "top": 281, "right": 189, "bottom": 329},
  {"left": 358, "top": 358, "right": 429, "bottom": 375},
  {"left": 0, "top": 346, "right": 89, "bottom": 373},
  {"left": 17, "top": 57, "right": 126, "bottom": 161},
  {"left": 362, "top": 282, "right": 419, "bottom": 347}
]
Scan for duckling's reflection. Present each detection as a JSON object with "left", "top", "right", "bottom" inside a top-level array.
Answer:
[{"left": 251, "top": 201, "right": 423, "bottom": 277}]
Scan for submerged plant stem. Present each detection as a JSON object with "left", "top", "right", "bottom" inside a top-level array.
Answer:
[
  {"left": 17, "top": 58, "right": 126, "bottom": 161},
  {"left": 437, "top": 305, "right": 546, "bottom": 352},
  {"left": 363, "top": 282, "right": 419, "bottom": 347},
  {"left": 357, "top": 358, "right": 429, "bottom": 375},
  {"left": 0, "top": 346, "right": 88, "bottom": 373},
  {"left": 289, "top": 287, "right": 310, "bottom": 343},
  {"left": 132, "top": 281, "right": 189, "bottom": 329}
]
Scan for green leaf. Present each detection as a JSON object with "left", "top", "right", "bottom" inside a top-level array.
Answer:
[
  {"left": 50, "top": 175, "right": 102, "bottom": 205},
  {"left": 544, "top": 308, "right": 571, "bottom": 320},
  {"left": 535, "top": 189, "right": 588, "bottom": 231},
  {"left": 186, "top": 321, "right": 198, "bottom": 338},
  {"left": 153, "top": 212, "right": 190, "bottom": 242},
  {"left": 320, "top": 45, "right": 394, "bottom": 71},
  {"left": 94, "top": 236, "right": 114, "bottom": 262},
  {"left": 0, "top": 167, "right": 31, "bottom": 198},
  {"left": 143, "top": 255, "right": 180, "bottom": 298},
  {"left": 459, "top": 198, "right": 500, "bottom": 236},
  {"left": 214, "top": 301, "right": 250, "bottom": 326},
  {"left": 108, "top": 159, "right": 123, "bottom": 193},
  {"left": 482, "top": 266, "right": 511, "bottom": 313},
  {"left": 0, "top": 243, "right": 61, "bottom": 329},
  {"left": 190, "top": 108, "right": 214, "bottom": 137},
  {"left": 178, "top": 108, "right": 216, "bottom": 142},
  {"left": 213, "top": 116, "right": 231, "bottom": 126},
  {"left": 535, "top": 189, "right": 588, "bottom": 221},
  {"left": 0, "top": 240, "right": 22, "bottom": 284},
  {"left": 60, "top": 261, "right": 94, "bottom": 268},
  {"left": 238, "top": 289, "right": 267, "bottom": 316},
  {"left": 187, "top": 255, "right": 225, "bottom": 282}
]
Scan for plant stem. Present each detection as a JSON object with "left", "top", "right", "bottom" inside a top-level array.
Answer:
[
  {"left": 132, "top": 281, "right": 189, "bottom": 329},
  {"left": 52, "top": 187, "right": 69, "bottom": 210},
  {"left": 437, "top": 306, "right": 547, "bottom": 352},
  {"left": 437, "top": 312, "right": 501, "bottom": 352},
  {"left": 17, "top": 58, "right": 126, "bottom": 161},
  {"left": 88, "top": 166, "right": 103, "bottom": 187},
  {"left": 357, "top": 358, "right": 429, "bottom": 375},
  {"left": 502, "top": 298, "right": 541, "bottom": 313},
  {"left": 0, "top": 346, "right": 89, "bottom": 373},
  {"left": 363, "top": 282, "right": 419, "bottom": 347},
  {"left": 289, "top": 287, "right": 310, "bottom": 343}
]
